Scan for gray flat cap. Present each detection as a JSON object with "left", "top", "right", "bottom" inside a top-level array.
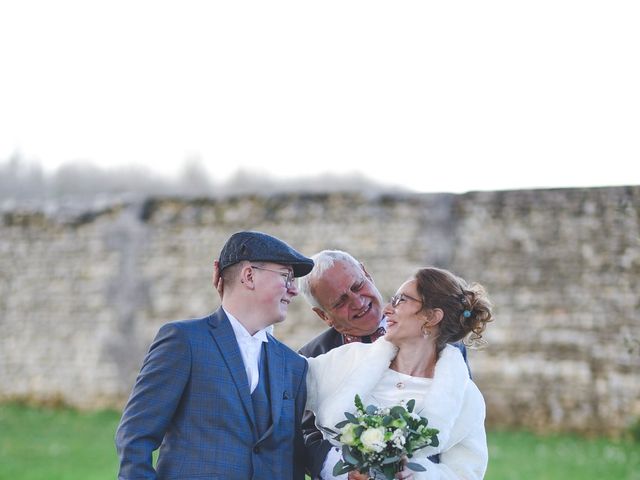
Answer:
[{"left": 218, "top": 231, "right": 314, "bottom": 277}]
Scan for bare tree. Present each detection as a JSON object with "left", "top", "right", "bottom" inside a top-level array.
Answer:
[{"left": 0, "top": 155, "right": 404, "bottom": 207}]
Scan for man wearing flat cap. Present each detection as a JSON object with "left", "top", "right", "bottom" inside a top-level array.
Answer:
[{"left": 116, "top": 231, "right": 314, "bottom": 480}]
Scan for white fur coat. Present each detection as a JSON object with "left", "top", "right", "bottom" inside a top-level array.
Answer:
[{"left": 306, "top": 339, "right": 488, "bottom": 480}]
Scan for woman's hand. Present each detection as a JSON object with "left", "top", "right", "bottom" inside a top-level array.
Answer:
[
  {"left": 394, "top": 465, "right": 414, "bottom": 479},
  {"left": 348, "top": 471, "right": 370, "bottom": 480},
  {"left": 346, "top": 469, "right": 413, "bottom": 480},
  {"left": 394, "top": 456, "right": 415, "bottom": 479}
]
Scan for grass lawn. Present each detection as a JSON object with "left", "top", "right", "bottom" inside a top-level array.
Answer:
[
  {"left": 487, "top": 430, "right": 639, "bottom": 480},
  {"left": 1, "top": 403, "right": 638, "bottom": 480},
  {"left": 0, "top": 403, "right": 120, "bottom": 480}
]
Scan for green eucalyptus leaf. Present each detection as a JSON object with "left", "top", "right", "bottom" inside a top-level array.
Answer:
[
  {"left": 334, "top": 463, "right": 352, "bottom": 476},
  {"left": 406, "top": 461, "right": 427, "bottom": 472},
  {"left": 381, "top": 455, "right": 400, "bottom": 464},
  {"left": 333, "top": 460, "right": 348, "bottom": 476},
  {"left": 344, "top": 411, "right": 359, "bottom": 423},
  {"left": 382, "top": 464, "right": 398, "bottom": 479},
  {"left": 342, "top": 446, "right": 360, "bottom": 465},
  {"left": 390, "top": 406, "right": 406, "bottom": 417},
  {"left": 351, "top": 447, "right": 365, "bottom": 462}
]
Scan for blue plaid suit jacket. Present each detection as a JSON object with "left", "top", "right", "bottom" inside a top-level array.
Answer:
[{"left": 115, "top": 308, "right": 308, "bottom": 480}]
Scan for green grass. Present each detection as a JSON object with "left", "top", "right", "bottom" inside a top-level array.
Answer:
[
  {"left": 1, "top": 403, "right": 639, "bottom": 480},
  {"left": 0, "top": 403, "right": 120, "bottom": 480},
  {"left": 487, "top": 430, "right": 640, "bottom": 480}
]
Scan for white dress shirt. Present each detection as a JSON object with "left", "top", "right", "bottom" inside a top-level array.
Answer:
[{"left": 224, "top": 308, "right": 270, "bottom": 393}]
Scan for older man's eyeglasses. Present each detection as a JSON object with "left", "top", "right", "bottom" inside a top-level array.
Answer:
[
  {"left": 390, "top": 293, "right": 422, "bottom": 308},
  {"left": 251, "top": 265, "right": 295, "bottom": 289}
]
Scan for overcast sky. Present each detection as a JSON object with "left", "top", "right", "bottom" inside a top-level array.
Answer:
[{"left": 1, "top": 1, "right": 639, "bottom": 194}]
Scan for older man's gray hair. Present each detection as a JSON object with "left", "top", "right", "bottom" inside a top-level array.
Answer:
[{"left": 298, "top": 249, "right": 362, "bottom": 310}]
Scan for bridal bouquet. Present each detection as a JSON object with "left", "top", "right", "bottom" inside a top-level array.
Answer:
[{"left": 322, "top": 395, "right": 439, "bottom": 480}]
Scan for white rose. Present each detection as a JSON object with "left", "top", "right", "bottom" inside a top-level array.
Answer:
[
  {"left": 360, "top": 427, "right": 386, "bottom": 453},
  {"left": 340, "top": 423, "right": 358, "bottom": 446}
]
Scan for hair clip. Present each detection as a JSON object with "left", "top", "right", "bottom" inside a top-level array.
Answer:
[{"left": 463, "top": 309, "right": 471, "bottom": 318}]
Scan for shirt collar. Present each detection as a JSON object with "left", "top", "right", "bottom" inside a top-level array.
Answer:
[
  {"left": 340, "top": 316, "right": 387, "bottom": 344},
  {"left": 223, "top": 308, "right": 270, "bottom": 343}
]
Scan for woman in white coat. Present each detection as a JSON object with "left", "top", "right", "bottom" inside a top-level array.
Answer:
[{"left": 306, "top": 267, "right": 494, "bottom": 480}]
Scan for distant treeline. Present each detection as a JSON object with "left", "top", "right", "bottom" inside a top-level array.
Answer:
[{"left": 0, "top": 154, "right": 403, "bottom": 205}]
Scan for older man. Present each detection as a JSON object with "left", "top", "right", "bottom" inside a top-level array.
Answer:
[
  {"left": 298, "top": 250, "right": 468, "bottom": 479},
  {"left": 298, "top": 250, "right": 386, "bottom": 357}
]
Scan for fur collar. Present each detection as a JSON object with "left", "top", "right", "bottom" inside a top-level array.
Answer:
[{"left": 308, "top": 339, "right": 470, "bottom": 451}]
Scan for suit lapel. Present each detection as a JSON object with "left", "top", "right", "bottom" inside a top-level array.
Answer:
[
  {"left": 207, "top": 309, "right": 256, "bottom": 431},
  {"left": 258, "top": 336, "right": 285, "bottom": 442}
]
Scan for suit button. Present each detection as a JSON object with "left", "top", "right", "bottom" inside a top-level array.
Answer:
[{"left": 253, "top": 446, "right": 260, "bottom": 454}]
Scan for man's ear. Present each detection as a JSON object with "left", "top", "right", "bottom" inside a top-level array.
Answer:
[
  {"left": 212, "top": 260, "right": 224, "bottom": 299},
  {"left": 312, "top": 307, "right": 333, "bottom": 327},
  {"left": 240, "top": 264, "right": 255, "bottom": 289}
]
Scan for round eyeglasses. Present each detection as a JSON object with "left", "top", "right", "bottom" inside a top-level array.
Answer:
[
  {"left": 251, "top": 265, "right": 295, "bottom": 289},
  {"left": 390, "top": 293, "right": 422, "bottom": 308}
]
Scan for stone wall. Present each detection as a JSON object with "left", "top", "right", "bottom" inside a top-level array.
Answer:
[{"left": 1, "top": 187, "right": 639, "bottom": 434}]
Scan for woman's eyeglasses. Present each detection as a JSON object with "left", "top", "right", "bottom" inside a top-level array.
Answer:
[{"left": 390, "top": 293, "right": 422, "bottom": 308}]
